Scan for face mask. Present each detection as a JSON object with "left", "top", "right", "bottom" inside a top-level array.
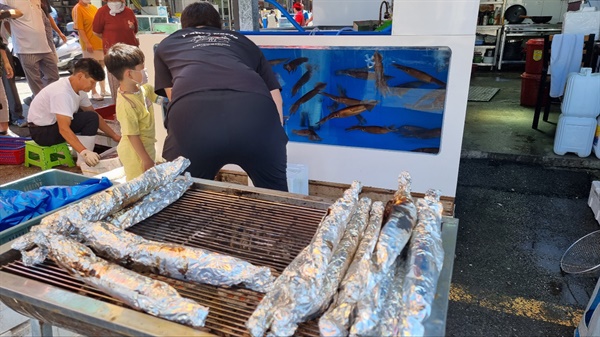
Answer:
[
  {"left": 132, "top": 68, "right": 148, "bottom": 86},
  {"left": 107, "top": 2, "right": 124, "bottom": 15}
]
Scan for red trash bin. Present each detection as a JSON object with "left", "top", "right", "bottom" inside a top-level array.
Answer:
[
  {"left": 520, "top": 72, "right": 548, "bottom": 107},
  {"left": 525, "top": 38, "right": 545, "bottom": 75}
]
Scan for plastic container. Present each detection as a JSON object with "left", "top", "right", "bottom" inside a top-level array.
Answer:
[
  {"left": 594, "top": 116, "right": 600, "bottom": 159},
  {"left": 286, "top": 163, "right": 309, "bottom": 195},
  {"left": 96, "top": 104, "right": 116, "bottom": 120},
  {"left": 0, "top": 136, "right": 30, "bottom": 165},
  {"left": 561, "top": 68, "right": 600, "bottom": 118},
  {"left": 553, "top": 114, "right": 597, "bottom": 157},
  {"left": 525, "top": 38, "right": 545, "bottom": 74},
  {"left": 0, "top": 170, "right": 90, "bottom": 245},
  {"left": 520, "top": 72, "right": 548, "bottom": 107}
]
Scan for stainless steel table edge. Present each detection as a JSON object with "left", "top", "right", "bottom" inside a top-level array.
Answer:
[
  {"left": 423, "top": 216, "right": 459, "bottom": 336},
  {"left": 0, "top": 271, "right": 214, "bottom": 337}
]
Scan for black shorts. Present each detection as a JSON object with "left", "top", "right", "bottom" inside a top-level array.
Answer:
[
  {"left": 162, "top": 90, "right": 289, "bottom": 192},
  {"left": 29, "top": 110, "right": 99, "bottom": 146}
]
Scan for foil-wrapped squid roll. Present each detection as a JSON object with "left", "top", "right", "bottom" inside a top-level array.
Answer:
[
  {"left": 319, "top": 201, "right": 384, "bottom": 337},
  {"left": 246, "top": 181, "right": 362, "bottom": 337},
  {"left": 350, "top": 259, "right": 397, "bottom": 336},
  {"left": 12, "top": 158, "right": 191, "bottom": 261},
  {"left": 396, "top": 189, "right": 444, "bottom": 337},
  {"left": 46, "top": 235, "right": 209, "bottom": 328},
  {"left": 375, "top": 171, "right": 418, "bottom": 271},
  {"left": 76, "top": 220, "right": 275, "bottom": 293},
  {"left": 105, "top": 174, "right": 193, "bottom": 229},
  {"left": 267, "top": 197, "right": 371, "bottom": 336},
  {"left": 379, "top": 259, "right": 407, "bottom": 336}
]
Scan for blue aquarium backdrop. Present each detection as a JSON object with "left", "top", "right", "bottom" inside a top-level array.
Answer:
[{"left": 260, "top": 46, "right": 451, "bottom": 154}]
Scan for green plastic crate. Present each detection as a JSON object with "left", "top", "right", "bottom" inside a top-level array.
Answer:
[{"left": 0, "top": 169, "right": 90, "bottom": 245}]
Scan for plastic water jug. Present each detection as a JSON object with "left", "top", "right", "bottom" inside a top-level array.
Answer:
[
  {"left": 554, "top": 114, "right": 597, "bottom": 157},
  {"left": 594, "top": 116, "right": 600, "bottom": 159},
  {"left": 561, "top": 68, "right": 600, "bottom": 118},
  {"left": 286, "top": 163, "right": 309, "bottom": 195}
]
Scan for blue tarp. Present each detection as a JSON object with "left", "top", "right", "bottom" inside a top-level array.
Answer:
[{"left": 0, "top": 177, "right": 112, "bottom": 231}]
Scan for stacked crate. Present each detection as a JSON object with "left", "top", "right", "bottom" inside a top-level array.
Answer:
[{"left": 0, "top": 136, "right": 30, "bottom": 165}]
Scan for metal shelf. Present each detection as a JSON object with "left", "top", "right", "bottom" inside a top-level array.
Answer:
[
  {"left": 474, "top": 62, "right": 495, "bottom": 66},
  {"left": 476, "top": 25, "right": 502, "bottom": 30},
  {"left": 474, "top": 45, "right": 496, "bottom": 49}
]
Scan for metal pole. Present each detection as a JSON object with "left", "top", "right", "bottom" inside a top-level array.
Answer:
[{"left": 237, "top": 0, "right": 260, "bottom": 31}]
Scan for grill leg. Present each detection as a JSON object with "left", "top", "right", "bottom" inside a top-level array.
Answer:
[{"left": 30, "top": 319, "right": 54, "bottom": 337}]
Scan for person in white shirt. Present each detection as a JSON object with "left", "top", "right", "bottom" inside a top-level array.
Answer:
[
  {"left": 27, "top": 58, "right": 121, "bottom": 167},
  {"left": 0, "top": 0, "right": 59, "bottom": 96}
]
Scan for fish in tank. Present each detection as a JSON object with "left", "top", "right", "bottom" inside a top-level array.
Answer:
[{"left": 261, "top": 46, "right": 451, "bottom": 154}]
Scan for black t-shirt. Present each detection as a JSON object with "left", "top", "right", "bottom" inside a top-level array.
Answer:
[{"left": 154, "top": 26, "right": 281, "bottom": 105}]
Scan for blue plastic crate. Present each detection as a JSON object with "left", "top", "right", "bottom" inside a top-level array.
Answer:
[{"left": 0, "top": 169, "right": 90, "bottom": 245}]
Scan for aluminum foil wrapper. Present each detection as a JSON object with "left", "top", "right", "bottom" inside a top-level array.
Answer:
[
  {"left": 379, "top": 259, "right": 407, "bottom": 336},
  {"left": 106, "top": 174, "right": 193, "bottom": 229},
  {"left": 46, "top": 235, "right": 209, "bottom": 328},
  {"left": 76, "top": 220, "right": 275, "bottom": 292},
  {"left": 397, "top": 189, "right": 444, "bottom": 337},
  {"left": 246, "top": 181, "right": 362, "bottom": 337},
  {"left": 319, "top": 200, "right": 383, "bottom": 337},
  {"left": 350, "top": 258, "right": 397, "bottom": 336},
  {"left": 12, "top": 157, "right": 190, "bottom": 260},
  {"left": 375, "top": 171, "right": 417, "bottom": 272}
]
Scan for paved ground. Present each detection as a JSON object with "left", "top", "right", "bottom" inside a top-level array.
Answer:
[{"left": 447, "top": 158, "right": 600, "bottom": 337}]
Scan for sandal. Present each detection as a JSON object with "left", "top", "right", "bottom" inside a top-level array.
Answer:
[{"left": 92, "top": 93, "right": 104, "bottom": 101}]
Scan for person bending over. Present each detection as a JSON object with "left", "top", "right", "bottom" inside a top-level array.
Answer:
[
  {"left": 105, "top": 43, "right": 157, "bottom": 181},
  {"left": 27, "top": 58, "right": 121, "bottom": 167},
  {"left": 154, "top": 2, "right": 288, "bottom": 191}
]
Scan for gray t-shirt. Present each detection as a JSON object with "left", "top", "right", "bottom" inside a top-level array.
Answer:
[{"left": 154, "top": 27, "right": 280, "bottom": 106}]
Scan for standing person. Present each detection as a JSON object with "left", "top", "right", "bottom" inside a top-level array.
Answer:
[
  {"left": 0, "top": 4, "right": 25, "bottom": 127},
  {"left": 104, "top": 43, "right": 157, "bottom": 181},
  {"left": 92, "top": 0, "right": 138, "bottom": 103},
  {"left": 292, "top": 2, "right": 305, "bottom": 26},
  {"left": 27, "top": 58, "right": 121, "bottom": 167},
  {"left": 0, "top": 0, "right": 60, "bottom": 98},
  {"left": 75, "top": 0, "right": 107, "bottom": 101},
  {"left": 0, "top": 19, "right": 15, "bottom": 135},
  {"left": 154, "top": 2, "right": 288, "bottom": 191}
]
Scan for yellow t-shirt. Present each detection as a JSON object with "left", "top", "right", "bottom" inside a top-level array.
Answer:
[
  {"left": 75, "top": 4, "right": 102, "bottom": 51},
  {"left": 116, "top": 84, "right": 158, "bottom": 181}
]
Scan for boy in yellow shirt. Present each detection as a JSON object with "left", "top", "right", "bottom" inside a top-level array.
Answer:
[{"left": 104, "top": 43, "right": 157, "bottom": 181}]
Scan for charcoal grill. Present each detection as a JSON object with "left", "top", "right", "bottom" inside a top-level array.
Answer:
[{"left": 0, "top": 178, "right": 458, "bottom": 336}]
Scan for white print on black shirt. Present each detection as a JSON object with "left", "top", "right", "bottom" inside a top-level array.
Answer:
[{"left": 181, "top": 30, "right": 239, "bottom": 48}]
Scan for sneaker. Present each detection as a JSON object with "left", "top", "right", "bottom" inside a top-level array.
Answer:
[
  {"left": 92, "top": 93, "right": 104, "bottom": 101},
  {"left": 12, "top": 118, "right": 27, "bottom": 128}
]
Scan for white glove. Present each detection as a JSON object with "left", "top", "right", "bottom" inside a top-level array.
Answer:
[{"left": 80, "top": 149, "right": 101, "bottom": 167}]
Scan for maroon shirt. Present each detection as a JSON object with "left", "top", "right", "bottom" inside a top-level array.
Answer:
[{"left": 92, "top": 5, "right": 138, "bottom": 53}]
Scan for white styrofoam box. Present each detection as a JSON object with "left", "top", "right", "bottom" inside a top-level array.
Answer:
[
  {"left": 588, "top": 181, "right": 600, "bottom": 225},
  {"left": 553, "top": 114, "right": 597, "bottom": 157},
  {"left": 562, "top": 68, "right": 600, "bottom": 117},
  {"left": 0, "top": 302, "right": 28, "bottom": 335},
  {"left": 562, "top": 9, "right": 600, "bottom": 40},
  {"left": 594, "top": 116, "right": 600, "bottom": 159}
]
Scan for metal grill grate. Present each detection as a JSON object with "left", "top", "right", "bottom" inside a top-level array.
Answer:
[{"left": 0, "top": 188, "right": 328, "bottom": 336}]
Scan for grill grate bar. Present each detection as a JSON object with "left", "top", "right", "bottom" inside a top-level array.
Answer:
[{"left": 0, "top": 186, "right": 329, "bottom": 336}]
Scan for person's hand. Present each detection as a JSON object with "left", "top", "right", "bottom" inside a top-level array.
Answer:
[
  {"left": 59, "top": 33, "right": 67, "bottom": 43},
  {"left": 4, "top": 64, "right": 13, "bottom": 79},
  {"left": 112, "top": 134, "right": 121, "bottom": 142},
  {"left": 128, "top": 20, "right": 134, "bottom": 29},
  {"left": 142, "top": 158, "right": 155, "bottom": 172},
  {"left": 86, "top": 44, "right": 93, "bottom": 53},
  {"left": 80, "top": 149, "right": 101, "bottom": 166}
]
